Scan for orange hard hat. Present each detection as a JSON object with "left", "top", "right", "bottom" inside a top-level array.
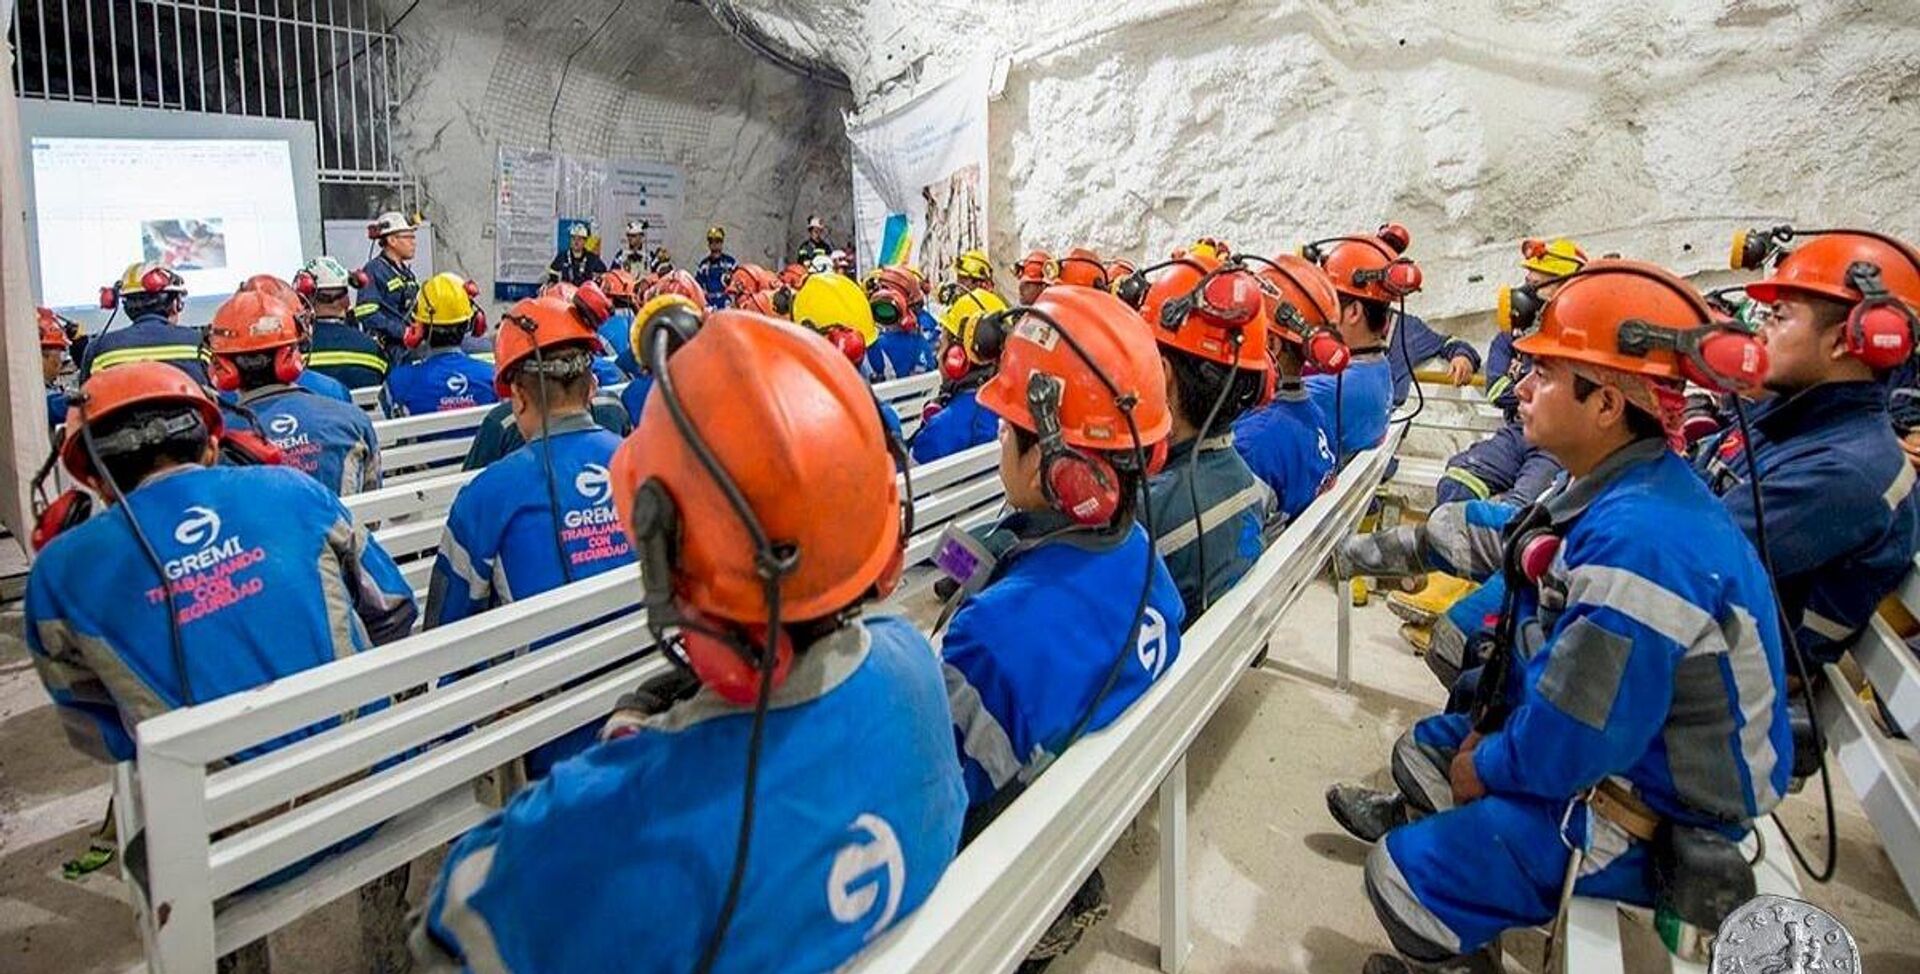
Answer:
[
  {"left": 1015, "top": 250, "right": 1057, "bottom": 284},
  {"left": 1254, "top": 254, "right": 1341, "bottom": 334},
  {"left": 239, "top": 273, "right": 313, "bottom": 330},
  {"left": 728, "top": 263, "right": 779, "bottom": 298},
  {"left": 1139, "top": 255, "right": 1270, "bottom": 371},
  {"left": 1742, "top": 230, "right": 1920, "bottom": 312},
  {"left": 779, "top": 263, "right": 810, "bottom": 290},
  {"left": 733, "top": 289, "right": 782, "bottom": 316},
  {"left": 1317, "top": 235, "right": 1423, "bottom": 305},
  {"left": 867, "top": 266, "right": 922, "bottom": 304},
  {"left": 600, "top": 268, "right": 639, "bottom": 303},
  {"left": 977, "top": 286, "right": 1172, "bottom": 452},
  {"left": 646, "top": 269, "right": 707, "bottom": 310},
  {"left": 207, "top": 290, "right": 302, "bottom": 355},
  {"left": 38, "top": 308, "right": 70, "bottom": 350},
  {"left": 610, "top": 310, "right": 903, "bottom": 623},
  {"left": 493, "top": 295, "right": 605, "bottom": 395},
  {"left": 1512, "top": 259, "right": 1714, "bottom": 381},
  {"left": 1056, "top": 248, "right": 1107, "bottom": 289},
  {"left": 61, "top": 361, "right": 225, "bottom": 489}
]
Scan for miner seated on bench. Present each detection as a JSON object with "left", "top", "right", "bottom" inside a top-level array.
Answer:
[
  {"left": 22, "top": 360, "right": 419, "bottom": 974},
  {"left": 1324, "top": 261, "right": 1793, "bottom": 974}
]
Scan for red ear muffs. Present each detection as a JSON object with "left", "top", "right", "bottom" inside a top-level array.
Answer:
[
  {"left": 209, "top": 355, "right": 241, "bottom": 392},
  {"left": 940, "top": 342, "right": 971, "bottom": 381},
  {"left": 274, "top": 344, "right": 304, "bottom": 383},
  {"left": 920, "top": 398, "right": 944, "bottom": 424},
  {"left": 1844, "top": 261, "right": 1918, "bottom": 370},
  {"left": 219, "top": 429, "right": 282, "bottom": 467},
  {"left": 571, "top": 281, "right": 614, "bottom": 327},
  {"left": 1145, "top": 437, "right": 1170, "bottom": 477},
  {"left": 99, "top": 286, "right": 119, "bottom": 310},
  {"left": 1306, "top": 327, "right": 1351, "bottom": 373},
  {"left": 1196, "top": 271, "right": 1261, "bottom": 325},
  {"left": 470, "top": 309, "right": 488, "bottom": 338},
  {"left": 349, "top": 269, "right": 371, "bottom": 290},
  {"left": 1516, "top": 530, "right": 1560, "bottom": 585},
  {"left": 824, "top": 325, "right": 867, "bottom": 364},
  {"left": 675, "top": 603, "right": 796, "bottom": 706},
  {"left": 1384, "top": 260, "right": 1422, "bottom": 297},
  {"left": 403, "top": 321, "right": 425, "bottom": 348},
  {"left": 1028, "top": 372, "right": 1122, "bottom": 526},
  {"left": 141, "top": 267, "right": 175, "bottom": 293},
  {"left": 1616, "top": 319, "right": 1769, "bottom": 394},
  {"left": 292, "top": 271, "right": 317, "bottom": 298},
  {"left": 31, "top": 489, "right": 93, "bottom": 552}
]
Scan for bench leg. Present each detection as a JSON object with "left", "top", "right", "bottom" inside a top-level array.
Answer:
[
  {"left": 1335, "top": 563, "right": 1353, "bottom": 693},
  {"left": 1158, "top": 755, "right": 1189, "bottom": 974}
]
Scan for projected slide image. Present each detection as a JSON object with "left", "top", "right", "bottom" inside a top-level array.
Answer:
[
  {"left": 30, "top": 136, "right": 303, "bottom": 310},
  {"left": 142, "top": 218, "right": 228, "bottom": 270}
]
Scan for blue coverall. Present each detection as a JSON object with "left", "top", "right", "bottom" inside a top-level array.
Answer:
[
  {"left": 1233, "top": 382, "right": 1336, "bottom": 524},
  {"left": 941, "top": 510, "right": 1186, "bottom": 815},
  {"left": 1389, "top": 312, "right": 1481, "bottom": 406},
  {"left": 307, "top": 316, "right": 390, "bottom": 390},
  {"left": 353, "top": 254, "right": 419, "bottom": 354},
  {"left": 416, "top": 616, "right": 967, "bottom": 974},
  {"left": 228, "top": 384, "right": 382, "bottom": 496},
  {"left": 696, "top": 253, "right": 739, "bottom": 308},
  {"left": 1696, "top": 380, "right": 1920, "bottom": 664},
  {"left": 387, "top": 346, "right": 499, "bottom": 416},
  {"left": 79, "top": 314, "right": 210, "bottom": 386},
  {"left": 1365, "top": 440, "right": 1791, "bottom": 962},
  {"left": 867, "top": 329, "right": 936, "bottom": 380},
  {"left": 1306, "top": 353, "right": 1395, "bottom": 462},
  {"left": 462, "top": 397, "right": 632, "bottom": 471},
  {"left": 910, "top": 386, "right": 998, "bottom": 465},
  {"left": 1145, "top": 434, "right": 1274, "bottom": 619},
  {"left": 24, "top": 464, "right": 416, "bottom": 763},
  {"left": 1433, "top": 331, "right": 1561, "bottom": 507}
]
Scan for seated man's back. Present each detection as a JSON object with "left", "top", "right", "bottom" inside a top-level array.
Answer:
[{"left": 234, "top": 385, "right": 383, "bottom": 496}]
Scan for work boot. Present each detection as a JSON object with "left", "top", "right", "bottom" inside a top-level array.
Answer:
[
  {"left": 1387, "top": 572, "right": 1477, "bottom": 627},
  {"left": 1361, "top": 947, "right": 1501, "bottom": 974},
  {"left": 1399, "top": 622, "right": 1433, "bottom": 655},
  {"left": 1325, "top": 784, "right": 1408, "bottom": 843},
  {"left": 1022, "top": 868, "right": 1111, "bottom": 968}
]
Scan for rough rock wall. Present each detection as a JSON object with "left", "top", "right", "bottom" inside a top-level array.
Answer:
[
  {"left": 726, "top": 0, "right": 1920, "bottom": 329},
  {"left": 375, "top": 0, "right": 853, "bottom": 296}
]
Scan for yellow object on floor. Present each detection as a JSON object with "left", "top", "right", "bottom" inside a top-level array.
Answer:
[
  {"left": 1350, "top": 577, "right": 1370, "bottom": 607},
  {"left": 1400, "top": 622, "right": 1433, "bottom": 655},
  {"left": 1387, "top": 572, "right": 1478, "bottom": 626}
]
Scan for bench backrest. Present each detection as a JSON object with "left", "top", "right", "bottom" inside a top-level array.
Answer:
[
  {"left": 122, "top": 437, "right": 1007, "bottom": 971},
  {"left": 844, "top": 428, "right": 1401, "bottom": 971}
]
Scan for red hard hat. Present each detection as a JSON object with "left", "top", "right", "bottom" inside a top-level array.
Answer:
[
  {"left": 610, "top": 310, "right": 903, "bottom": 623},
  {"left": 61, "top": 362, "right": 225, "bottom": 490},
  {"left": 600, "top": 269, "right": 639, "bottom": 303},
  {"left": 1139, "top": 255, "right": 1270, "bottom": 372}
]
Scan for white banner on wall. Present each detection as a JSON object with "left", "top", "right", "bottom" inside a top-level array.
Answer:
[
  {"left": 845, "top": 58, "right": 993, "bottom": 280},
  {"left": 495, "top": 148, "right": 685, "bottom": 294},
  {"left": 494, "top": 147, "right": 560, "bottom": 292}
]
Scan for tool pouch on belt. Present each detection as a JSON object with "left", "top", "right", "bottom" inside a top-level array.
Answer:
[{"left": 1650, "top": 820, "right": 1755, "bottom": 962}]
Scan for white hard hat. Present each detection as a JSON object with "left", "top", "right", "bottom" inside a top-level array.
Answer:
[
  {"left": 624, "top": 220, "right": 648, "bottom": 235},
  {"left": 369, "top": 211, "right": 418, "bottom": 238},
  {"left": 807, "top": 215, "right": 826, "bottom": 230},
  {"left": 570, "top": 224, "right": 590, "bottom": 238}
]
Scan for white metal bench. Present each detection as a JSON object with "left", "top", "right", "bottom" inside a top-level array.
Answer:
[
  {"left": 844, "top": 428, "right": 1402, "bottom": 973},
  {"left": 1816, "top": 558, "right": 1920, "bottom": 911},
  {"left": 116, "top": 438, "right": 1008, "bottom": 972}
]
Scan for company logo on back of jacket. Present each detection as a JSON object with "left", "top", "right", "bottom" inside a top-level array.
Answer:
[
  {"left": 828, "top": 812, "right": 907, "bottom": 940},
  {"left": 447, "top": 373, "right": 469, "bottom": 396},
  {"left": 268, "top": 414, "right": 300, "bottom": 437},
  {"left": 175, "top": 506, "right": 222, "bottom": 547},
  {"left": 574, "top": 463, "right": 612, "bottom": 505}
]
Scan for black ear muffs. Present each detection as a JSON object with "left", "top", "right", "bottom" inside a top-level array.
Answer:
[
  {"left": 1115, "top": 272, "right": 1150, "bottom": 309},
  {"left": 1028, "top": 372, "right": 1120, "bottom": 526},
  {"left": 965, "top": 310, "right": 1011, "bottom": 364}
]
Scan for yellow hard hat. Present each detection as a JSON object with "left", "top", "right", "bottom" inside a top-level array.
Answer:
[
  {"left": 414, "top": 272, "right": 478, "bottom": 325},
  {"left": 954, "top": 249, "right": 993, "bottom": 281},
  {"left": 1521, "top": 237, "right": 1588, "bottom": 278},
  {"left": 941, "top": 287, "right": 1009, "bottom": 337},
  {"left": 791, "top": 272, "right": 877, "bottom": 345}
]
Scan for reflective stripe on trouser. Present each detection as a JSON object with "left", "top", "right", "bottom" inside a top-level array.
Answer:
[
  {"left": 1439, "top": 466, "right": 1493, "bottom": 503},
  {"left": 1366, "top": 775, "right": 1649, "bottom": 958}
]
